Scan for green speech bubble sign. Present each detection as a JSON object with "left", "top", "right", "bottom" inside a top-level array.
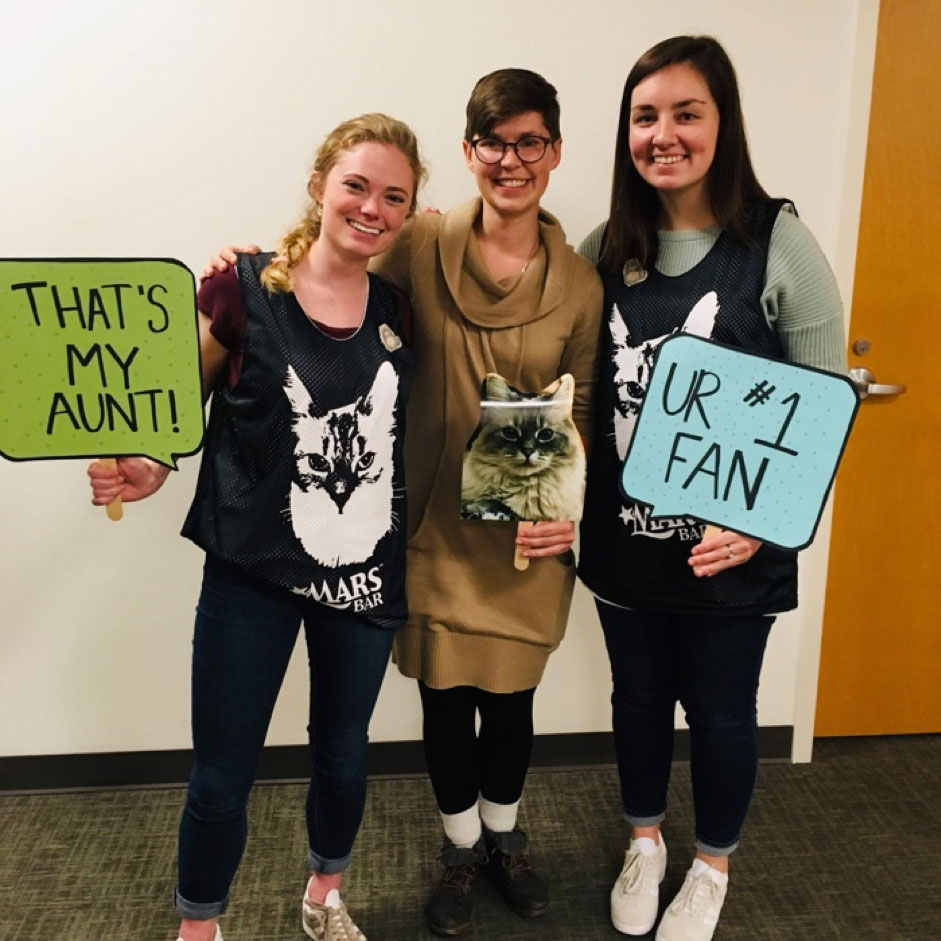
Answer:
[{"left": 0, "top": 258, "right": 204, "bottom": 468}]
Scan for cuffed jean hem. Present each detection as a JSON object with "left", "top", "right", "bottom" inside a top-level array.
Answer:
[
  {"left": 624, "top": 811, "right": 666, "bottom": 828},
  {"left": 696, "top": 837, "right": 739, "bottom": 857},
  {"left": 174, "top": 887, "right": 229, "bottom": 920},
  {"left": 308, "top": 847, "right": 352, "bottom": 875}
]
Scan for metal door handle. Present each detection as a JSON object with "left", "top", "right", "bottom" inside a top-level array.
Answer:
[{"left": 848, "top": 367, "right": 907, "bottom": 400}]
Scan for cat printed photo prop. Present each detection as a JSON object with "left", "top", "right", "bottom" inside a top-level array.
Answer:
[
  {"left": 461, "top": 373, "right": 586, "bottom": 570},
  {"left": 0, "top": 259, "right": 205, "bottom": 516},
  {"left": 620, "top": 334, "right": 858, "bottom": 550}
]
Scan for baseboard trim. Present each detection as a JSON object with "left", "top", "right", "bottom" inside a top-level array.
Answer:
[{"left": 1, "top": 726, "right": 793, "bottom": 793}]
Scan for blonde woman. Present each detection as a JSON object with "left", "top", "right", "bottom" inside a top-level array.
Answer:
[{"left": 89, "top": 113, "right": 425, "bottom": 941}]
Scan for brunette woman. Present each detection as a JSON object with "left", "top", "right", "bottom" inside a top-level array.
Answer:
[{"left": 578, "top": 36, "right": 845, "bottom": 941}]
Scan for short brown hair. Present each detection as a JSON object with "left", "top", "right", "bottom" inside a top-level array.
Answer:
[{"left": 464, "top": 68, "right": 561, "bottom": 141}]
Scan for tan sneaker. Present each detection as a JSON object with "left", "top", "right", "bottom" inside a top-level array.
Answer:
[{"left": 302, "top": 886, "right": 367, "bottom": 941}]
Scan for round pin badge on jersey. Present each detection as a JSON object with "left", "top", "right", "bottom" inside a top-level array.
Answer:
[
  {"left": 379, "top": 323, "right": 402, "bottom": 352},
  {"left": 622, "top": 258, "right": 648, "bottom": 286}
]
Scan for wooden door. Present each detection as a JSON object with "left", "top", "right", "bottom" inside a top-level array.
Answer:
[{"left": 815, "top": 0, "right": 941, "bottom": 736}]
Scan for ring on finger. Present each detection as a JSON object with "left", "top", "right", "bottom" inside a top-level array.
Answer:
[{"left": 727, "top": 545, "right": 735, "bottom": 560}]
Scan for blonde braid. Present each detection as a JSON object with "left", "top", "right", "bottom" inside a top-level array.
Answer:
[{"left": 260, "top": 198, "right": 322, "bottom": 294}]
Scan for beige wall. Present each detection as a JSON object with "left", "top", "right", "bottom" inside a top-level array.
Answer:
[{"left": 0, "top": 1, "right": 877, "bottom": 763}]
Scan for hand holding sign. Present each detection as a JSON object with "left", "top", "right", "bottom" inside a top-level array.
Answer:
[
  {"left": 87, "top": 455, "right": 172, "bottom": 508},
  {"left": 0, "top": 259, "right": 205, "bottom": 518},
  {"left": 620, "top": 335, "right": 858, "bottom": 550},
  {"left": 691, "top": 524, "right": 763, "bottom": 577}
]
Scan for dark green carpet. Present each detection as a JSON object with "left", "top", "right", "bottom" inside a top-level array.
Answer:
[{"left": 1, "top": 736, "right": 938, "bottom": 939}]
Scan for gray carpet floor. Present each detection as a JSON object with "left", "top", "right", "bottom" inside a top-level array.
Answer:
[{"left": 1, "top": 736, "right": 938, "bottom": 940}]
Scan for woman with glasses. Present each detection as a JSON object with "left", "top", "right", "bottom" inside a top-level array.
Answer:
[{"left": 373, "top": 69, "right": 602, "bottom": 936}]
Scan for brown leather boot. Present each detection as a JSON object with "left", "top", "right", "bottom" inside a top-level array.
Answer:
[
  {"left": 484, "top": 826, "right": 549, "bottom": 918},
  {"left": 424, "top": 836, "right": 489, "bottom": 936}
]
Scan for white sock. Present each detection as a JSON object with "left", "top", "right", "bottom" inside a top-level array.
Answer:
[
  {"left": 441, "top": 806, "right": 482, "bottom": 848},
  {"left": 631, "top": 835, "right": 664, "bottom": 856},
  {"left": 690, "top": 857, "right": 729, "bottom": 886},
  {"left": 478, "top": 797, "right": 519, "bottom": 834}
]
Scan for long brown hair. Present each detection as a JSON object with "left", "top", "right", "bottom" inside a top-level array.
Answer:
[
  {"left": 600, "top": 35, "right": 769, "bottom": 273},
  {"left": 262, "top": 113, "right": 426, "bottom": 293}
]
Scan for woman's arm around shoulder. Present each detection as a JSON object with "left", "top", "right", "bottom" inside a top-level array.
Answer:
[{"left": 369, "top": 213, "right": 427, "bottom": 294}]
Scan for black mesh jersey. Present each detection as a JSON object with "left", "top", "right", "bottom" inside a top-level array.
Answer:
[
  {"left": 182, "top": 253, "right": 413, "bottom": 629},
  {"left": 578, "top": 200, "right": 797, "bottom": 615}
]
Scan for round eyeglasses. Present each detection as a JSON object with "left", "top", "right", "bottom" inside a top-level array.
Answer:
[{"left": 470, "top": 135, "right": 553, "bottom": 164}]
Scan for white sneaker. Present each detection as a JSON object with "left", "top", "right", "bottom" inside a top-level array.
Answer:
[
  {"left": 302, "top": 885, "right": 367, "bottom": 941},
  {"left": 610, "top": 835, "right": 668, "bottom": 935},
  {"left": 655, "top": 859, "right": 728, "bottom": 941}
]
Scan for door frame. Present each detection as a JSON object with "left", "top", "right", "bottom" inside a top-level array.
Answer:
[{"left": 791, "top": 0, "right": 881, "bottom": 761}]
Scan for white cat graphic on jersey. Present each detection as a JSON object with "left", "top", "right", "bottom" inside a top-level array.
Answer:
[
  {"left": 610, "top": 291, "right": 720, "bottom": 460},
  {"left": 283, "top": 361, "right": 398, "bottom": 568},
  {"left": 610, "top": 291, "right": 719, "bottom": 537}
]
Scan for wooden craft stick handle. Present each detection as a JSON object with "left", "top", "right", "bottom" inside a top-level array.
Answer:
[
  {"left": 514, "top": 521, "right": 533, "bottom": 571},
  {"left": 701, "top": 524, "right": 721, "bottom": 540},
  {"left": 101, "top": 458, "right": 124, "bottom": 522}
]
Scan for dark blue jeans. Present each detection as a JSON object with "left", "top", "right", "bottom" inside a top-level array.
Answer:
[
  {"left": 174, "top": 555, "right": 395, "bottom": 920},
  {"left": 597, "top": 602, "right": 773, "bottom": 856}
]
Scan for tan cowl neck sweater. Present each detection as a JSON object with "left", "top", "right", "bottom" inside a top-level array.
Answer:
[{"left": 372, "top": 198, "right": 603, "bottom": 693}]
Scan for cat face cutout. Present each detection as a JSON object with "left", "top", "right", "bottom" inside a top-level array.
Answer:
[
  {"left": 460, "top": 372, "right": 586, "bottom": 522},
  {"left": 283, "top": 361, "right": 398, "bottom": 568},
  {"left": 475, "top": 373, "right": 576, "bottom": 477},
  {"left": 609, "top": 291, "right": 719, "bottom": 460}
]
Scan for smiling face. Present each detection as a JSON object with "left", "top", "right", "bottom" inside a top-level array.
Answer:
[
  {"left": 314, "top": 141, "right": 415, "bottom": 261},
  {"left": 463, "top": 111, "right": 561, "bottom": 219},
  {"left": 628, "top": 61, "right": 719, "bottom": 206}
]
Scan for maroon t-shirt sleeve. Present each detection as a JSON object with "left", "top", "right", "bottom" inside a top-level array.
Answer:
[
  {"left": 193, "top": 268, "right": 410, "bottom": 387},
  {"left": 196, "top": 266, "right": 245, "bottom": 352}
]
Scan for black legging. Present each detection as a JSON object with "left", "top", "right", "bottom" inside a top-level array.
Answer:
[{"left": 418, "top": 680, "right": 536, "bottom": 815}]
